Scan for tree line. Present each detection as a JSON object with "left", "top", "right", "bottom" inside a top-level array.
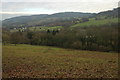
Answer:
[{"left": 2, "top": 23, "right": 119, "bottom": 52}]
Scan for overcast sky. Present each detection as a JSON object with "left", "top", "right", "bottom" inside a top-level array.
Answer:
[{"left": 0, "top": 0, "right": 119, "bottom": 20}]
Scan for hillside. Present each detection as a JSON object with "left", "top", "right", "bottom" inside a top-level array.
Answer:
[
  {"left": 2, "top": 12, "right": 93, "bottom": 29},
  {"left": 3, "top": 44, "right": 118, "bottom": 78},
  {"left": 2, "top": 7, "right": 119, "bottom": 30},
  {"left": 70, "top": 18, "right": 118, "bottom": 28},
  {"left": 96, "top": 7, "right": 119, "bottom": 18}
]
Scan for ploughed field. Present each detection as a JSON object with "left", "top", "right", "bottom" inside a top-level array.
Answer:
[{"left": 2, "top": 44, "right": 118, "bottom": 78}]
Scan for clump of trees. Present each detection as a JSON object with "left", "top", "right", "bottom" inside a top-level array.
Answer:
[{"left": 2, "top": 23, "right": 119, "bottom": 52}]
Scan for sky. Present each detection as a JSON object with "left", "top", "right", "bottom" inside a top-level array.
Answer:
[{"left": 0, "top": 0, "right": 119, "bottom": 20}]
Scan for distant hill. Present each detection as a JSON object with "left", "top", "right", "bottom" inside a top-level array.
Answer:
[
  {"left": 96, "top": 7, "right": 119, "bottom": 18},
  {"left": 2, "top": 7, "right": 119, "bottom": 29},
  {"left": 2, "top": 14, "right": 49, "bottom": 28},
  {"left": 3, "top": 14, "right": 49, "bottom": 23},
  {"left": 2, "top": 12, "right": 94, "bottom": 28},
  {"left": 48, "top": 12, "right": 93, "bottom": 18}
]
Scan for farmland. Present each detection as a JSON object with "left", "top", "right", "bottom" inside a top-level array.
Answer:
[
  {"left": 29, "top": 26, "right": 63, "bottom": 31},
  {"left": 9, "top": 18, "right": 118, "bottom": 32},
  {"left": 10, "top": 26, "right": 63, "bottom": 32},
  {"left": 2, "top": 7, "right": 119, "bottom": 79},
  {"left": 70, "top": 18, "right": 118, "bottom": 28},
  {"left": 2, "top": 44, "right": 118, "bottom": 78}
]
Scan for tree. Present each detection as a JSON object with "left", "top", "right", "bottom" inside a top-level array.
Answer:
[
  {"left": 47, "top": 29, "right": 50, "bottom": 33},
  {"left": 10, "top": 32, "right": 21, "bottom": 46},
  {"left": 2, "top": 33, "right": 10, "bottom": 45}
]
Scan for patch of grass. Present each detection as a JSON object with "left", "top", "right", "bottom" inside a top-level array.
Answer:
[
  {"left": 29, "top": 26, "right": 63, "bottom": 31},
  {"left": 3, "top": 44, "right": 118, "bottom": 78},
  {"left": 10, "top": 26, "right": 63, "bottom": 32},
  {"left": 71, "top": 18, "right": 118, "bottom": 28}
]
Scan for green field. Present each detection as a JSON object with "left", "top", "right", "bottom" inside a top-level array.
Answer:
[
  {"left": 28, "top": 26, "right": 63, "bottom": 31},
  {"left": 10, "top": 26, "right": 63, "bottom": 32},
  {"left": 3, "top": 44, "right": 118, "bottom": 78},
  {"left": 71, "top": 18, "right": 118, "bottom": 28}
]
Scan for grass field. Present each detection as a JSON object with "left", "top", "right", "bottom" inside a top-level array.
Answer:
[
  {"left": 2, "top": 44, "right": 118, "bottom": 78},
  {"left": 28, "top": 26, "right": 63, "bottom": 31},
  {"left": 70, "top": 18, "right": 118, "bottom": 28},
  {"left": 10, "top": 26, "right": 63, "bottom": 32}
]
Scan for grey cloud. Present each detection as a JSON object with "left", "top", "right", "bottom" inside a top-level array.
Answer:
[
  {"left": 0, "top": 1, "right": 118, "bottom": 20},
  {"left": 1, "top": 0, "right": 119, "bottom": 2},
  {"left": 2, "top": 2, "right": 118, "bottom": 13}
]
